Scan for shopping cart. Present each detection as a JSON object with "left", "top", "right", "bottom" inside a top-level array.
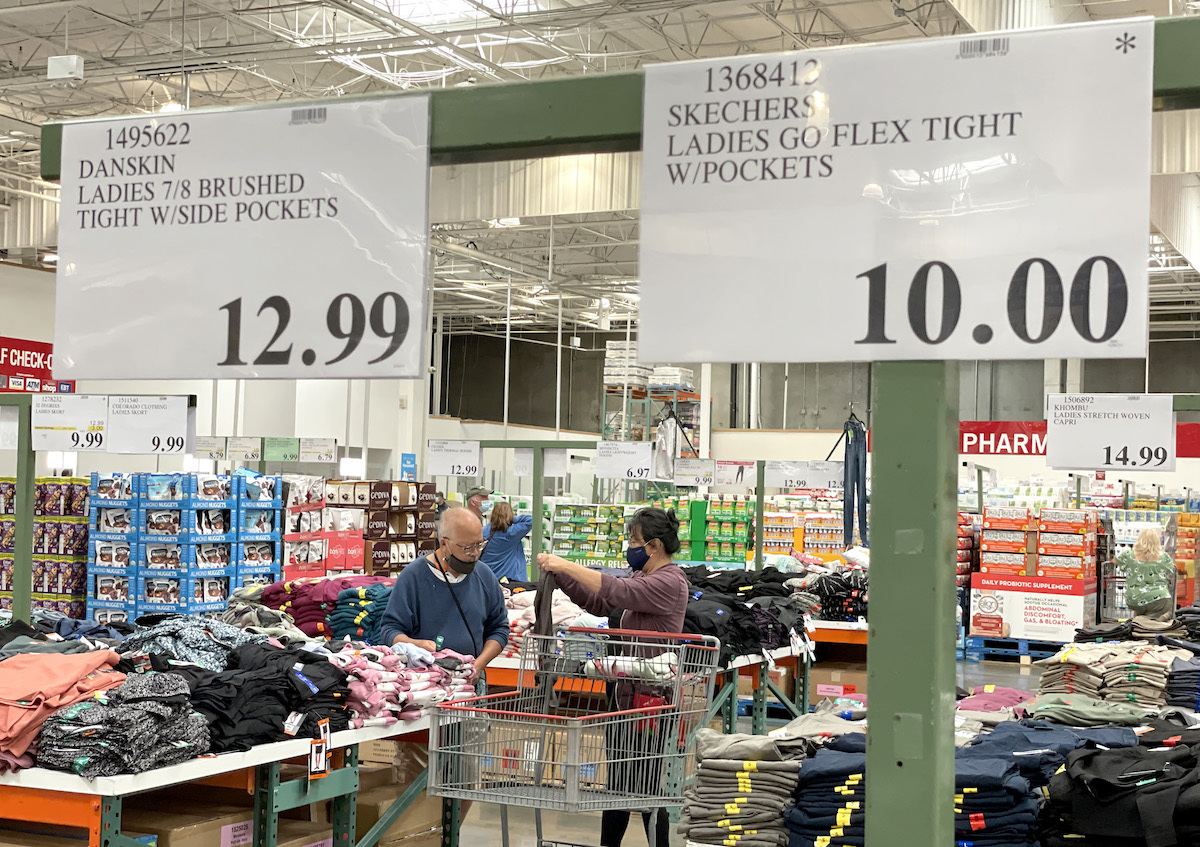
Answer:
[{"left": 429, "top": 627, "right": 721, "bottom": 847}]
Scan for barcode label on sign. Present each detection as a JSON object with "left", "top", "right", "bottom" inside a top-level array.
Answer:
[
  {"left": 958, "top": 38, "right": 1010, "bottom": 59},
  {"left": 290, "top": 107, "right": 327, "bottom": 125}
]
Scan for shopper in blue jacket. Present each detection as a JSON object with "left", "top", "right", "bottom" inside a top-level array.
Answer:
[{"left": 479, "top": 500, "right": 533, "bottom": 582}]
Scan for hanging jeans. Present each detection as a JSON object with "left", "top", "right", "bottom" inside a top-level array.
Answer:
[{"left": 843, "top": 420, "right": 868, "bottom": 547}]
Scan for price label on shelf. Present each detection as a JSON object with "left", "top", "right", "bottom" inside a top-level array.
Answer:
[
  {"left": 31, "top": 394, "right": 108, "bottom": 451},
  {"left": 299, "top": 437, "right": 337, "bottom": 463},
  {"left": 674, "top": 458, "right": 716, "bottom": 487},
  {"left": 639, "top": 20, "right": 1153, "bottom": 363},
  {"left": 54, "top": 98, "right": 430, "bottom": 380},
  {"left": 715, "top": 460, "right": 755, "bottom": 487},
  {"left": 1047, "top": 394, "right": 1176, "bottom": 472},
  {"left": 514, "top": 448, "right": 569, "bottom": 478},
  {"left": 263, "top": 437, "right": 301, "bottom": 462},
  {"left": 427, "top": 440, "right": 482, "bottom": 477},
  {"left": 193, "top": 435, "right": 227, "bottom": 461},
  {"left": 105, "top": 395, "right": 189, "bottom": 454},
  {"left": 764, "top": 460, "right": 809, "bottom": 489},
  {"left": 596, "top": 442, "right": 653, "bottom": 480},
  {"left": 228, "top": 436, "right": 262, "bottom": 462}
]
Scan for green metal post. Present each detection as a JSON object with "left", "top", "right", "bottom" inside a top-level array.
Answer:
[
  {"left": 331, "top": 745, "right": 359, "bottom": 846},
  {"left": 976, "top": 466, "right": 984, "bottom": 513},
  {"left": 531, "top": 446, "right": 545, "bottom": 580},
  {"left": 254, "top": 762, "right": 282, "bottom": 847},
  {"left": 441, "top": 798, "right": 462, "bottom": 847},
  {"left": 1124, "top": 481, "right": 1132, "bottom": 509},
  {"left": 12, "top": 397, "right": 33, "bottom": 624},
  {"left": 99, "top": 797, "right": 150, "bottom": 847},
  {"left": 1076, "top": 475, "right": 1083, "bottom": 509},
  {"left": 755, "top": 460, "right": 766, "bottom": 570},
  {"left": 866, "top": 361, "right": 957, "bottom": 847},
  {"left": 751, "top": 663, "right": 768, "bottom": 735}
]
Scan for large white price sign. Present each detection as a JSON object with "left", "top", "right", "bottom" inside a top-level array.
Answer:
[
  {"left": 806, "top": 460, "right": 845, "bottom": 491},
  {"left": 105, "top": 395, "right": 190, "bottom": 454},
  {"left": 193, "top": 435, "right": 227, "bottom": 460},
  {"left": 300, "top": 437, "right": 337, "bottom": 463},
  {"left": 1047, "top": 394, "right": 1176, "bottom": 472},
  {"left": 514, "top": 448, "right": 569, "bottom": 478},
  {"left": 640, "top": 21, "right": 1152, "bottom": 362},
  {"left": 427, "top": 440, "right": 481, "bottom": 477},
  {"left": 596, "top": 442, "right": 653, "bottom": 480},
  {"left": 55, "top": 98, "right": 430, "bottom": 380},
  {"left": 31, "top": 394, "right": 108, "bottom": 451},
  {"left": 228, "top": 436, "right": 262, "bottom": 462},
  {"left": 765, "top": 461, "right": 810, "bottom": 489},
  {"left": 674, "top": 458, "right": 716, "bottom": 487}
]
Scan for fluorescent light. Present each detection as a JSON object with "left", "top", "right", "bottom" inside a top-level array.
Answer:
[{"left": 159, "top": 101, "right": 184, "bottom": 113}]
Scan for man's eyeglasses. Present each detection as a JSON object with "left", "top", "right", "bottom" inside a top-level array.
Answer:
[{"left": 446, "top": 539, "right": 488, "bottom": 555}]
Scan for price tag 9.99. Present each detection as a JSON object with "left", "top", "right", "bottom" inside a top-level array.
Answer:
[
  {"left": 32, "top": 394, "right": 109, "bottom": 452},
  {"left": 105, "top": 395, "right": 189, "bottom": 455},
  {"left": 427, "top": 440, "right": 482, "bottom": 477}
]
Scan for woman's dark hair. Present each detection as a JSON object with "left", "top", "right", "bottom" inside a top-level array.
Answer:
[{"left": 629, "top": 507, "right": 681, "bottom": 556}]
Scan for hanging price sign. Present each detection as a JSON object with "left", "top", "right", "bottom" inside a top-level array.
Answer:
[
  {"left": 596, "top": 442, "right": 653, "bottom": 480},
  {"left": 806, "top": 460, "right": 845, "bottom": 491},
  {"left": 228, "top": 437, "right": 262, "bottom": 462},
  {"left": 105, "top": 396, "right": 189, "bottom": 454},
  {"left": 193, "top": 435, "right": 227, "bottom": 460},
  {"left": 31, "top": 394, "right": 108, "bottom": 451},
  {"left": 674, "top": 458, "right": 716, "bottom": 487},
  {"left": 427, "top": 440, "right": 482, "bottom": 477},
  {"left": 1047, "top": 394, "right": 1176, "bottom": 472},
  {"left": 264, "top": 437, "right": 301, "bottom": 462},
  {"left": 514, "top": 448, "right": 569, "bottom": 478},
  {"left": 299, "top": 437, "right": 337, "bottom": 463},
  {"left": 764, "top": 460, "right": 809, "bottom": 489}
]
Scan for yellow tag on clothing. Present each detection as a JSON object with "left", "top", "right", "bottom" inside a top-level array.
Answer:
[
  {"left": 984, "top": 685, "right": 995, "bottom": 693},
  {"left": 963, "top": 787, "right": 977, "bottom": 793},
  {"left": 743, "top": 761, "right": 758, "bottom": 771},
  {"left": 831, "top": 828, "right": 844, "bottom": 837},
  {"left": 845, "top": 802, "right": 860, "bottom": 810},
  {"left": 837, "top": 810, "right": 852, "bottom": 827},
  {"left": 718, "top": 820, "right": 730, "bottom": 828}
]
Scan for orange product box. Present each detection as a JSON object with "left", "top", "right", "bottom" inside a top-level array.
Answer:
[
  {"left": 1037, "top": 508, "right": 1095, "bottom": 534},
  {"left": 1037, "top": 531, "right": 1094, "bottom": 557},
  {"left": 1035, "top": 554, "right": 1090, "bottom": 579},
  {"left": 980, "top": 529, "right": 1030, "bottom": 554},
  {"left": 980, "top": 551, "right": 1027, "bottom": 576},
  {"left": 982, "top": 507, "right": 1031, "bottom": 532}
]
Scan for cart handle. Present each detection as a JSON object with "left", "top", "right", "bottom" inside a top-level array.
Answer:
[
  {"left": 436, "top": 700, "right": 678, "bottom": 720},
  {"left": 562, "top": 626, "right": 721, "bottom": 651}
]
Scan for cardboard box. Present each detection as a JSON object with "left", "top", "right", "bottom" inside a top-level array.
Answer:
[
  {"left": 982, "top": 507, "right": 1031, "bottom": 531},
  {"left": 1037, "top": 508, "right": 1095, "bottom": 534},
  {"left": 980, "top": 530, "right": 1033, "bottom": 554},
  {"left": 979, "top": 551, "right": 1029, "bottom": 577},
  {"left": 1034, "top": 554, "right": 1094, "bottom": 580},
  {"left": 119, "top": 808, "right": 255, "bottom": 847},
  {"left": 0, "top": 829, "right": 156, "bottom": 845},
  {"left": 360, "top": 739, "right": 400, "bottom": 765},
  {"left": 809, "top": 662, "right": 867, "bottom": 698},
  {"left": 969, "top": 573, "right": 1097, "bottom": 642},
  {"left": 351, "top": 786, "right": 444, "bottom": 846},
  {"left": 736, "top": 667, "right": 793, "bottom": 699}
]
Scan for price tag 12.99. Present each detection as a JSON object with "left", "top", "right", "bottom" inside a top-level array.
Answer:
[
  {"left": 1047, "top": 394, "right": 1176, "bottom": 472},
  {"left": 31, "top": 394, "right": 109, "bottom": 452},
  {"left": 105, "top": 396, "right": 189, "bottom": 455},
  {"left": 595, "top": 442, "right": 653, "bottom": 480},
  {"left": 426, "top": 440, "right": 482, "bottom": 477},
  {"left": 764, "top": 460, "right": 809, "bottom": 489}
]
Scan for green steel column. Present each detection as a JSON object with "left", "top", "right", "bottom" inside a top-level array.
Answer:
[
  {"left": 751, "top": 663, "right": 768, "bottom": 735},
  {"left": 755, "top": 460, "right": 766, "bottom": 570},
  {"left": 13, "top": 398, "right": 34, "bottom": 624},
  {"left": 531, "top": 447, "right": 545, "bottom": 579},
  {"left": 865, "top": 361, "right": 957, "bottom": 847},
  {"left": 976, "top": 467, "right": 984, "bottom": 513}
]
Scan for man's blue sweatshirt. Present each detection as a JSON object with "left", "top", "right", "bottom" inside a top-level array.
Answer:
[{"left": 379, "top": 556, "right": 510, "bottom": 657}]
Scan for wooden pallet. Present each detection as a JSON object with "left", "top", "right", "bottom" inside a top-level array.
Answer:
[{"left": 963, "top": 635, "right": 1062, "bottom": 663}]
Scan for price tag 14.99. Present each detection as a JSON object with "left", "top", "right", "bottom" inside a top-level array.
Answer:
[
  {"left": 1047, "top": 394, "right": 1176, "bottom": 472},
  {"left": 105, "top": 396, "right": 189, "bottom": 455},
  {"left": 31, "top": 394, "right": 109, "bottom": 452},
  {"left": 427, "top": 440, "right": 482, "bottom": 477}
]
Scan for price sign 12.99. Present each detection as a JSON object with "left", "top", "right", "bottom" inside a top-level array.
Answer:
[
  {"left": 426, "top": 440, "right": 482, "bottom": 478},
  {"left": 639, "top": 21, "right": 1152, "bottom": 363},
  {"left": 1047, "top": 394, "right": 1176, "bottom": 473}
]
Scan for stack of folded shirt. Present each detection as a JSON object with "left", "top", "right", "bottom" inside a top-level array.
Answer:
[
  {"left": 330, "top": 642, "right": 477, "bottom": 727},
  {"left": 118, "top": 615, "right": 269, "bottom": 670},
  {"left": 679, "top": 757, "right": 800, "bottom": 846},
  {"left": 1166, "top": 656, "right": 1200, "bottom": 710},
  {"left": 1074, "top": 621, "right": 1133, "bottom": 642},
  {"left": 783, "top": 742, "right": 866, "bottom": 847},
  {"left": 1025, "top": 692, "right": 1151, "bottom": 727},
  {"left": 954, "top": 757, "right": 1040, "bottom": 847},
  {"left": 330, "top": 580, "right": 396, "bottom": 644},
  {"left": 1175, "top": 606, "right": 1200, "bottom": 639},
  {"left": 1036, "top": 642, "right": 1117, "bottom": 698},
  {"left": 1101, "top": 643, "right": 1191, "bottom": 708},
  {"left": 1130, "top": 615, "right": 1187, "bottom": 641},
  {"left": 262, "top": 576, "right": 394, "bottom": 640},
  {"left": 221, "top": 584, "right": 321, "bottom": 646},
  {"left": 36, "top": 672, "right": 209, "bottom": 777}
]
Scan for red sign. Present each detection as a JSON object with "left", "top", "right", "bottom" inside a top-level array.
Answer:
[
  {"left": 0, "top": 336, "right": 74, "bottom": 394},
  {"left": 960, "top": 422, "right": 1047, "bottom": 455}
]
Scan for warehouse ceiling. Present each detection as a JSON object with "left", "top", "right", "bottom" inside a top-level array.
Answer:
[{"left": 0, "top": 0, "right": 1193, "bottom": 335}]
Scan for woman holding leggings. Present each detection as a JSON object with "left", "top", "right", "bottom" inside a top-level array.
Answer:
[{"left": 537, "top": 507, "right": 689, "bottom": 847}]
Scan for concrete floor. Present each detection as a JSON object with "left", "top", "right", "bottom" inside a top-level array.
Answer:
[{"left": 459, "top": 660, "right": 1042, "bottom": 847}]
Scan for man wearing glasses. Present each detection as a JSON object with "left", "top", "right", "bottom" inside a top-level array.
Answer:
[{"left": 380, "top": 507, "right": 509, "bottom": 677}]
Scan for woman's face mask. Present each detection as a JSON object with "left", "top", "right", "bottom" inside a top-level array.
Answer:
[{"left": 480, "top": 499, "right": 494, "bottom": 515}]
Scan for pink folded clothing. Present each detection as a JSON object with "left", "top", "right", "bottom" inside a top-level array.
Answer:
[{"left": 957, "top": 686, "right": 1034, "bottom": 712}]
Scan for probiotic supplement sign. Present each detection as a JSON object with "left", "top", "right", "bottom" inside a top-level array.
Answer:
[
  {"left": 641, "top": 20, "right": 1153, "bottom": 363},
  {"left": 55, "top": 98, "right": 430, "bottom": 379},
  {"left": 1047, "top": 394, "right": 1176, "bottom": 472}
]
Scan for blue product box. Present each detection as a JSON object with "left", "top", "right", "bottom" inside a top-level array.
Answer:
[
  {"left": 191, "top": 474, "right": 236, "bottom": 508},
  {"left": 136, "top": 542, "right": 194, "bottom": 571},
  {"left": 89, "top": 473, "right": 138, "bottom": 508},
  {"left": 238, "top": 507, "right": 281, "bottom": 542},
  {"left": 236, "top": 540, "right": 281, "bottom": 569},
  {"left": 136, "top": 473, "right": 191, "bottom": 507},
  {"left": 86, "top": 598, "right": 136, "bottom": 625},
  {"left": 190, "top": 506, "right": 236, "bottom": 543},
  {"left": 138, "top": 506, "right": 192, "bottom": 543},
  {"left": 89, "top": 538, "right": 134, "bottom": 569},
  {"left": 137, "top": 568, "right": 233, "bottom": 612},
  {"left": 234, "top": 565, "right": 280, "bottom": 589},
  {"left": 87, "top": 566, "right": 137, "bottom": 603},
  {"left": 89, "top": 505, "right": 137, "bottom": 541},
  {"left": 236, "top": 474, "right": 283, "bottom": 508}
]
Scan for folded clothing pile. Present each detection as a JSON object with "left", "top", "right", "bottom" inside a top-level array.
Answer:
[
  {"left": 957, "top": 720, "right": 1139, "bottom": 789},
  {"left": 683, "top": 589, "right": 765, "bottom": 666},
  {"left": 329, "top": 581, "right": 396, "bottom": 644},
  {"left": 1101, "top": 643, "right": 1192, "bottom": 708},
  {"left": 788, "top": 572, "right": 868, "bottom": 623},
  {"left": 118, "top": 614, "right": 269, "bottom": 671},
  {"left": 221, "top": 585, "right": 320, "bottom": 646},
  {"left": 173, "top": 642, "right": 349, "bottom": 751},
  {"left": 953, "top": 757, "right": 1041, "bottom": 847},
  {"left": 679, "top": 755, "right": 800, "bottom": 847},
  {"left": 783, "top": 741, "right": 866, "bottom": 847},
  {"left": 329, "top": 642, "right": 476, "bottom": 727},
  {"left": 1075, "top": 621, "right": 1133, "bottom": 642},
  {"left": 1176, "top": 606, "right": 1200, "bottom": 640},
  {"left": 1037, "top": 642, "right": 1114, "bottom": 698},
  {"left": 1169, "top": 657, "right": 1200, "bottom": 710},
  {"left": 262, "top": 576, "right": 394, "bottom": 640},
  {"left": 1131, "top": 615, "right": 1188, "bottom": 641},
  {"left": 1024, "top": 692, "right": 1151, "bottom": 727},
  {"left": 0, "top": 650, "right": 126, "bottom": 773},
  {"left": 36, "top": 672, "right": 209, "bottom": 777}
]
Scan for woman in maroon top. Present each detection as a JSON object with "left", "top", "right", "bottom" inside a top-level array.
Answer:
[{"left": 537, "top": 507, "right": 689, "bottom": 847}]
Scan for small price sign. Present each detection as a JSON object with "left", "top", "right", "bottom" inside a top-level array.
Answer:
[
  {"left": 514, "top": 448, "right": 569, "bottom": 478},
  {"left": 300, "top": 437, "right": 337, "bottom": 463},
  {"left": 32, "top": 394, "right": 109, "bottom": 452},
  {"left": 264, "top": 437, "right": 301, "bottom": 462},
  {"left": 193, "top": 435, "right": 227, "bottom": 460},
  {"left": 427, "top": 440, "right": 482, "bottom": 477},
  {"left": 105, "top": 395, "right": 189, "bottom": 455},
  {"left": 596, "top": 441, "right": 653, "bottom": 480},
  {"left": 765, "top": 460, "right": 809, "bottom": 489},
  {"left": 674, "top": 458, "right": 716, "bottom": 487},
  {"left": 1047, "top": 393, "right": 1176, "bottom": 472},
  {"left": 806, "top": 460, "right": 845, "bottom": 491},
  {"left": 228, "top": 437, "right": 262, "bottom": 462}
]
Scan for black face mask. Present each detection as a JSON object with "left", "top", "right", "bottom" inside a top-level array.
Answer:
[{"left": 447, "top": 553, "right": 477, "bottom": 576}]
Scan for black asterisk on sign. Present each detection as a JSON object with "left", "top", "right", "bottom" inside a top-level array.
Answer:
[{"left": 1115, "top": 32, "right": 1136, "bottom": 54}]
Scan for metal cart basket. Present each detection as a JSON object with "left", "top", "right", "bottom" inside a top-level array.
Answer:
[{"left": 429, "top": 627, "right": 721, "bottom": 818}]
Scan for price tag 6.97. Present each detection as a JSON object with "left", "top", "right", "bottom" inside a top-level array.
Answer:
[{"left": 596, "top": 442, "right": 653, "bottom": 480}]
